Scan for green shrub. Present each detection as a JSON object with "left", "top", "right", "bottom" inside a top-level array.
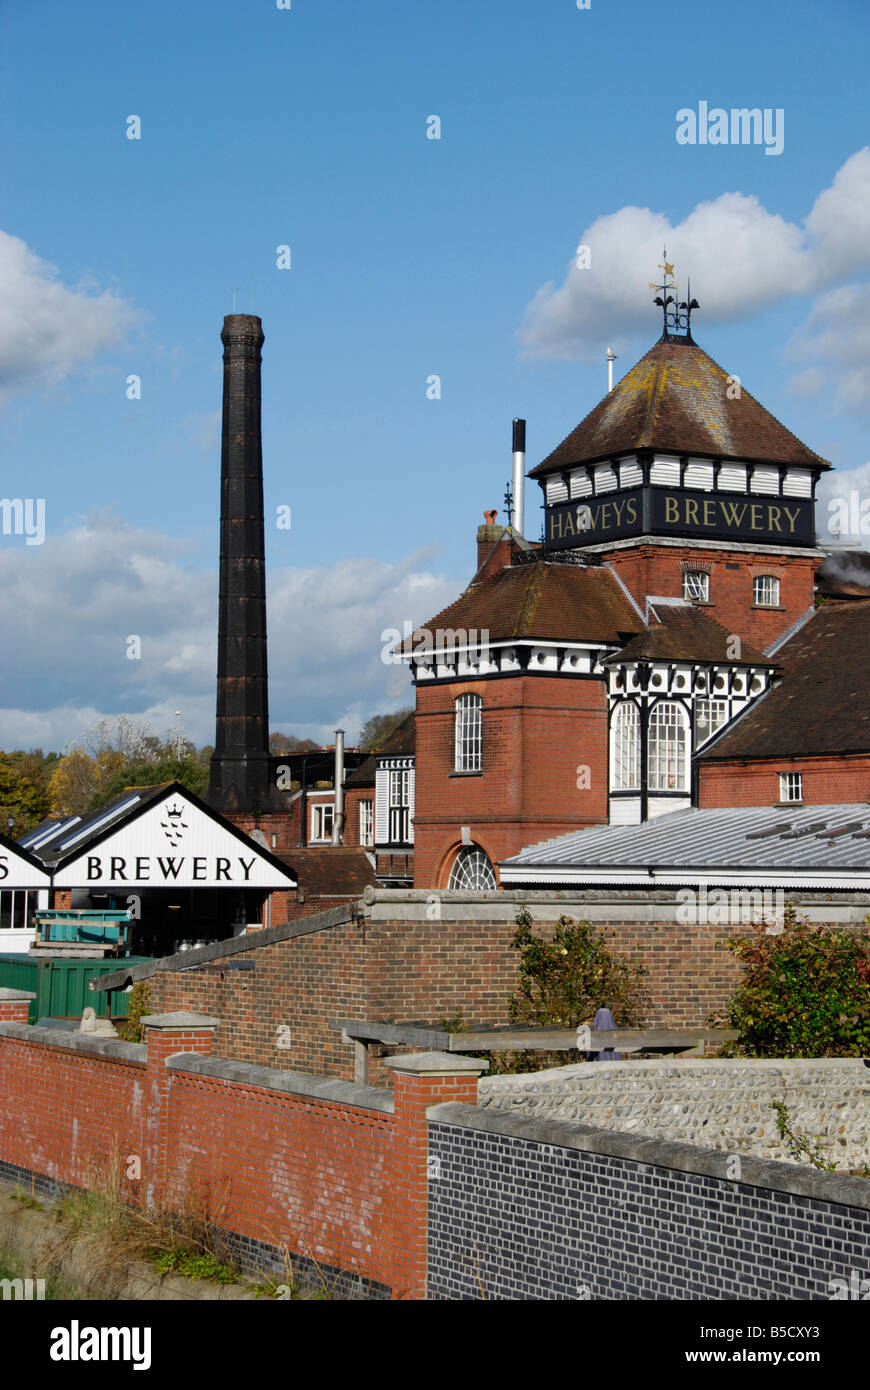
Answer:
[
  {"left": 722, "top": 909, "right": 870, "bottom": 1057},
  {"left": 492, "top": 909, "right": 650, "bottom": 1073}
]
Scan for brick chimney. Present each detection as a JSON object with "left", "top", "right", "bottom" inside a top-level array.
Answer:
[
  {"left": 208, "top": 315, "right": 283, "bottom": 817},
  {"left": 476, "top": 511, "right": 514, "bottom": 580}
]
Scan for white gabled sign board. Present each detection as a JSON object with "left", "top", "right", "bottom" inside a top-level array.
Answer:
[
  {"left": 0, "top": 835, "right": 52, "bottom": 889},
  {"left": 53, "top": 791, "right": 295, "bottom": 891}
]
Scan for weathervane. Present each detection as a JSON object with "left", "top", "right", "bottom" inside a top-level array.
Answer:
[
  {"left": 503, "top": 481, "right": 514, "bottom": 525},
  {"left": 649, "top": 247, "right": 699, "bottom": 341}
]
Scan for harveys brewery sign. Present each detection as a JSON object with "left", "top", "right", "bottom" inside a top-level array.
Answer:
[
  {"left": 545, "top": 486, "right": 815, "bottom": 549},
  {"left": 53, "top": 794, "right": 295, "bottom": 890}
]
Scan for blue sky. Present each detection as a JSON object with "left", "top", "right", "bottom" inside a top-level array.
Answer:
[{"left": 1, "top": 0, "right": 869, "bottom": 751}]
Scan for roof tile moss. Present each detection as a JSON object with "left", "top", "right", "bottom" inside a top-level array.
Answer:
[{"left": 529, "top": 340, "right": 830, "bottom": 476}]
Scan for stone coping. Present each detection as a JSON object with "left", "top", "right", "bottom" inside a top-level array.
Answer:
[
  {"left": 167, "top": 1053, "right": 395, "bottom": 1114},
  {"left": 386, "top": 1050, "right": 489, "bottom": 1076},
  {"left": 0, "top": 1020, "right": 146, "bottom": 1066},
  {"left": 142, "top": 1012, "right": 220, "bottom": 1030},
  {"left": 428, "top": 1101, "right": 870, "bottom": 1211},
  {"left": 0, "top": 988, "right": 36, "bottom": 1001}
]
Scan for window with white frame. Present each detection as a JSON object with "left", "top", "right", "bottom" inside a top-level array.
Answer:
[
  {"left": 0, "top": 890, "right": 40, "bottom": 931},
  {"left": 447, "top": 845, "right": 497, "bottom": 890},
  {"left": 780, "top": 772, "right": 803, "bottom": 803},
  {"left": 359, "top": 799, "right": 373, "bottom": 848},
  {"left": 694, "top": 698, "right": 730, "bottom": 744},
  {"left": 310, "top": 802, "right": 334, "bottom": 841},
  {"left": 753, "top": 575, "right": 780, "bottom": 607},
  {"left": 648, "top": 701, "right": 689, "bottom": 792},
  {"left": 682, "top": 570, "right": 709, "bottom": 602},
  {"left": 388, "top": 768, "right": 410, "bottom": 842},
  {"left": 611, "top": 701, "right": 640, "bottom": 789},
  {"left": 454, "top": 693, "right": 482, "bottom": 772}
]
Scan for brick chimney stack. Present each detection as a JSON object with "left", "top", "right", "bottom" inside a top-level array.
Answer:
[{"left": 208, "top": 314, "right": 282, "bottom": 817}]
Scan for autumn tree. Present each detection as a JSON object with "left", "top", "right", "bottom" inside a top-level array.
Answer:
[{"left": 0, "top": 753, "right": 51, "bottom": 833}]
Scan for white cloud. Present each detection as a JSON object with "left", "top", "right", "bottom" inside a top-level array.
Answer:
[
  {"left": 0, "top": 511, "right": 461, "bottom": 751},
  {"left": 0, "top": 231, "right": 137, "bottom": 402},
  {"left": 518, "top": 148, "right": 870, "bottom": 365},
  {"left": 786, "top": 283, "right": 870, "bottom": 417}
]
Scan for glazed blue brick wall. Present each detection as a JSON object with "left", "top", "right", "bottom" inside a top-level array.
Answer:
[{"left": 426, "top": 1120, "right": 870, "bottom": 1301}]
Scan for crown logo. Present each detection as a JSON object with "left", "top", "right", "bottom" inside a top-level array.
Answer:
[{"left": 160, "top": 801, "right": 188, "bottom": 847}]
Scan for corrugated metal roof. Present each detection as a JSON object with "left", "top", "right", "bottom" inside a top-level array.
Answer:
[{"left": 500, "top": 804, "right": 870, "bottom": 878}]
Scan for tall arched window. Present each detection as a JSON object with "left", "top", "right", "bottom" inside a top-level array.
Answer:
[
  {"left": 611, "top": 701, "right": 640, "bottom": 790},
  {"left": 648, "top": 701, "right": 689, "bottom": 792},
  {"left": 454, "top": 693, "right": 482, "bottom": 772},
  {"left": 448, "top": 845, "right": 497, "bottom": 890}
]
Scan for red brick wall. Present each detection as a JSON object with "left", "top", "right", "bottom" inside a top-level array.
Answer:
[
  {"left": 698, "top": 754, "right": 870, "bottom": 808},
  {"left": 0, "top": 1008, "right": 478, "bottom": 1299},
  {"left": 605, "top": 545, "right": 816, "bottom": 653},
  {"left": 413, "top": 675, "right": 608, "bottom": 888},
  {"left": 143, "top": 907, "right": 747, "bottom": 1086}
]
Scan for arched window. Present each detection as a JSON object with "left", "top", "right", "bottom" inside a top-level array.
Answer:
[
  {"left": 448, "top": 845, "right": 497, "bottom": 890},
  {"left": 648, "top": 701, "right": 689, "bottom": 792},
  {"left": 454, "top": 693, "right": 482, "bottom": 772},
  {"left": 611, "top": 701, "right": 640, "bottom": 790}
]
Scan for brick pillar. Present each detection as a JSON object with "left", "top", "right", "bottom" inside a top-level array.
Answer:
[
  {"left": 142, "top": 1011, "right": 219, "bottom": 1210},
  {"left": 386, "top": 1051, "right": 488, "bottom": 1301},
  {"left": 0, "top": 988, "right": 35, "bottom": 1024}
]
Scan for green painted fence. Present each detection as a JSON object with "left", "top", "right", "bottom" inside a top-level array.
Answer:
[{"left": 0, "top": 955, "right": 152, "bottom": 1025}]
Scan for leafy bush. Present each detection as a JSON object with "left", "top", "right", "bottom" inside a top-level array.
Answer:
[
  {"left": 117, "top": 981, "right": 151, "bottom": 1043},
  {"left": 721, "top": 909, "right": 870, "bottom": 1057},
  {"left": 491, "top": 909, "right": 649, "bottom": 1073}
]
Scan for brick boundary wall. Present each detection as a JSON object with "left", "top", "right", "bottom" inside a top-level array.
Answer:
[
  {"left": 103, "top": 890, "right": 870, "bottom": 1084},
  {"left": 0, "top": 992, "right": 484, "bottom": 1300},
  {"left": 426, "top": 1102, "right": 870, "bottom": 1301}
]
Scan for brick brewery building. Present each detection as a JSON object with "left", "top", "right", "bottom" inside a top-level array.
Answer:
[{"left": 399, "top": 264, "right": 862, "bottom": 889}]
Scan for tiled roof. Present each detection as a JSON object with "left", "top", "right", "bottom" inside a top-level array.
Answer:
[
  {"left": 698, "top": 599, "right": 870, "bottom": 760},
  {"left": 276, "top": 847, "right": 377, "bottom": 896},
  {"left": 529, "top": 340, "right": 830, "bottom": 477},
  {"left": 405, "top": 560, "right": 645, "bottom": 648},
  {"left": 605, "top": 603, "right": 769, "bottom": 667}
]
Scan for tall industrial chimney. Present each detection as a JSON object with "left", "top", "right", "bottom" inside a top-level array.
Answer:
[{"left": 208, "top": 314, "right": 281, "bottom": 817}]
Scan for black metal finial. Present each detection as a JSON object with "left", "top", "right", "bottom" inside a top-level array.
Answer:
[
  {"left": 504, "top": 482, "right": 513, "bottom": 524},
  {"left": 649, "top": 247, "right": 699, "bottom": 342}
]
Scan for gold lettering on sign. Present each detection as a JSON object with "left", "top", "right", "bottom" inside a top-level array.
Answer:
[
  {"left": 563, "top": 511, "right": 575, "bottom": 536},
  {"left": 665, "top": 496, "right": 679, "bottom": 523},
  {"left": 768, "top": 505, "right": 782, "bottom": 532},
  {"left": 626, "top": 497, "right": 638, "bottom": 524},
  {"left": 750, "top": 504, "right": 763, "bottom": 529},
  {"left": 703, "top": 499, "right": 716, "bottom": 527},
  {"left": 600, "top": 503, "right": 612, "bottom": 530},
  {"left": 719, "top": 500, "right": 747, "bottom": 528},
  {"left": 783, "top": 505, "right": 799, "bottom": 533},
  {"left": 550, "top": 513, "right": 563, "bottom": 539},
  {"left": 685, "top": 498, "right": 699, "bottom": 526}
]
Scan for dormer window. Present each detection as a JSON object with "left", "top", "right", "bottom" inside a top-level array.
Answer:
[{"left": 682, "top": 570, "right": 709, "bottom": 603}]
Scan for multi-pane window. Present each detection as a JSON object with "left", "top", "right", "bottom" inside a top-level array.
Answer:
[
  {"left": 753, "top": 575, "right": 780, "bottom": 607},
  {"left": 612, "top": 702, "right": 640, "bottom": 789},
  {"left": 448, "top": 846, "right": 497, "bottom": 890},
  {"left": 648, "top": 701, "right": 689, "bottom": 792},
  {"left": 694, "top": 698, "right": 730, "bottom": 744},
  {"left": 454, "top": 693, "right": 482, "bottom": 772},
  {"left": 388, "top": 769, "right": 410, "bottom": 842},
  {"left": 780, "top": 772, "right": 803, "bottom": 803},
  {"left": 359, "top": 799, "right": 374, "bottom": 848},
  {"left": 0, "top": 890, "right": 39, "bottom": 930},
  {"left": 682, "top": 571, "right": 709, "bottom": 602},
  {"left": 311, "top": 802, "right": 334, "bottom": 841}
]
